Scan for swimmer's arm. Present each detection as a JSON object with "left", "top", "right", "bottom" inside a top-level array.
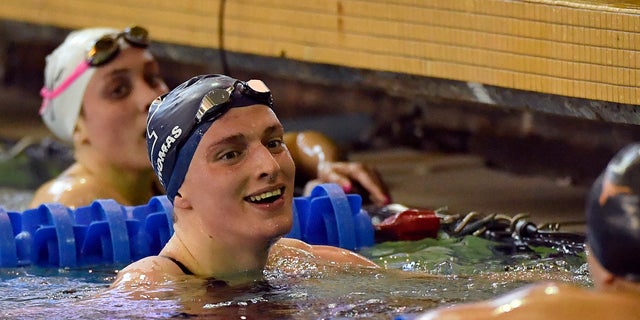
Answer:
[
  {"left": 310, "top": 244, "right": 381, "bottom": 268},
  {"left": 284, "top": 131, "right": 339, "bottom": 178},
  {"left": 414, "top": 288, "right": 529, "bottom": 320},
  {"left": 275, "top": 238, "right": 380, "bottom": 268},
  {"left": 415, "top": 282, "right": 577, "bottom": 320},
  {"left": 284, "top": 131, "right": 390, "bottom": 206},
  {"left": 415, "top": 301, "right": 496, "bottom": 320}
]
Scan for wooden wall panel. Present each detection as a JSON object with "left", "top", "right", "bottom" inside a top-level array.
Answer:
[{"left": 1, "top": 0, "right": 639, "bottom": 105}]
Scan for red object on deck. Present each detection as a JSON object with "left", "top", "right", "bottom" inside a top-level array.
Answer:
[{"left": 375, "top": 209, "right": 440, "bottom": 241}]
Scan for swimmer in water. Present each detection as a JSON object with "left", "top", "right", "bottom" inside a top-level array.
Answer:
[
  {"left": 30, "top": 25, "right": 390, "bottom": 209},
  {"left": 111, "top": 74, "right": 379, "bottom": 289},
  {"left": 413, "top": 143, "right": 640, "bottom": 320}
]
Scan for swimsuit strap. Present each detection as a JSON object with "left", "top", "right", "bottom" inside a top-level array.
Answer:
[
  {"left": 159, "top": 255, "right": 228, "bottom": 287},
  {"left": 160, "top": 255, "right": 194, "bottom": 275}
]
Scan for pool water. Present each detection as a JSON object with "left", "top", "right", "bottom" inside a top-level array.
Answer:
[
  {"left": 0, "top": 180, "right": 589, "bottom": 319},
  {"left": 0, "top": 232, "right": 589, "bottom": 319},
  {"left": 0, "top": 187, "right": 589, "bottom": 319}
]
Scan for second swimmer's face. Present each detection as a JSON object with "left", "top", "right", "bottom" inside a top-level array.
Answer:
[{"left": 80, "top": 47, "right": 169, "bottom": 170}]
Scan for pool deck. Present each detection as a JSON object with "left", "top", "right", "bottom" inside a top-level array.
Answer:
[{"left": 351, "top": 148, "right": 588, "bottom": 234}]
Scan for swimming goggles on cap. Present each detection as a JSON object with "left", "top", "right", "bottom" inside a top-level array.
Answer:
[
  {"left": 39, "top": 26, "right": 149, "bottom": 114},
  {"left": 195, "top": 80, "right": 273, "bottom": 124}
]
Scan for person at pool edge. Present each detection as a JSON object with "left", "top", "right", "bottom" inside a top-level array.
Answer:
[
  {"left": 29, "top": 25, "right": 390, "bottom": 209},
  {"left": 411, "top": 143, "right": 640, "bottom": 320},
  {"left": 110, "top": 74, "right": 379, "bottom": 287}
]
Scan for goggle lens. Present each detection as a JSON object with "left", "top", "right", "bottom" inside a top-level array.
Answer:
[
  {"left": 88, "top": 37, "right": 118, "bottom": 66},
  {"left": 242, "top": 80, "right": 273, "bottom": 106},
  {"left": 87, "top": 25, "right": 149, "bottom": 66},
  {"left": 196, "top": 87, "right": 234, "bottom": 123},
  {"left": 123, "top": 26, "right": 149, "bottom": 47}
]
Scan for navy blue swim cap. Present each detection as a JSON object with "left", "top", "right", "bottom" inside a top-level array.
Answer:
[
  {"left": 146, "top": 74, "right": 273, "bottom": 202},
  {"left": 586, "top": 143, "right": 640, "bottom": 282}
]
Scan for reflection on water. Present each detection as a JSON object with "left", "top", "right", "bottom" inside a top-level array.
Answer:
[
  {"left": 363, "top": 235, "right": 588, "bottom": 281},
  {"left": 0, "top": 234, "right": 588, "bottom": 320}
]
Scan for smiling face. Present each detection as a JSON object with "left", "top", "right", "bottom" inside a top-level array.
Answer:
[
  {"left": 78, "top": 47, "right": 168, "bottom": 170},
  {"left": 175, "top": 105, "right": 296, "bottom": 247}
]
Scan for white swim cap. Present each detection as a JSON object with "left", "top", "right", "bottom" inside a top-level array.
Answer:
[{"left": 40, "top": 28, "right": 120, "bottom": 142}]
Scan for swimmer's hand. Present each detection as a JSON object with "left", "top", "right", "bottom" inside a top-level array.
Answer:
[
  {"left": 314, "top": 160, "right": 391, "bottom": 207},
  {"left": 284, "top": 130, "right": 391, "bottom": 206}
]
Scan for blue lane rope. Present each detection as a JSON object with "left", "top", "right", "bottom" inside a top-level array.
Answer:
[{"left": 0, "top": 183, "right": 373, "bottom": 268}]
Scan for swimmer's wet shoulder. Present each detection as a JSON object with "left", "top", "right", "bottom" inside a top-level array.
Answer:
[{"left": 111, "top": 255, "right": 195, "bottom": 288}]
